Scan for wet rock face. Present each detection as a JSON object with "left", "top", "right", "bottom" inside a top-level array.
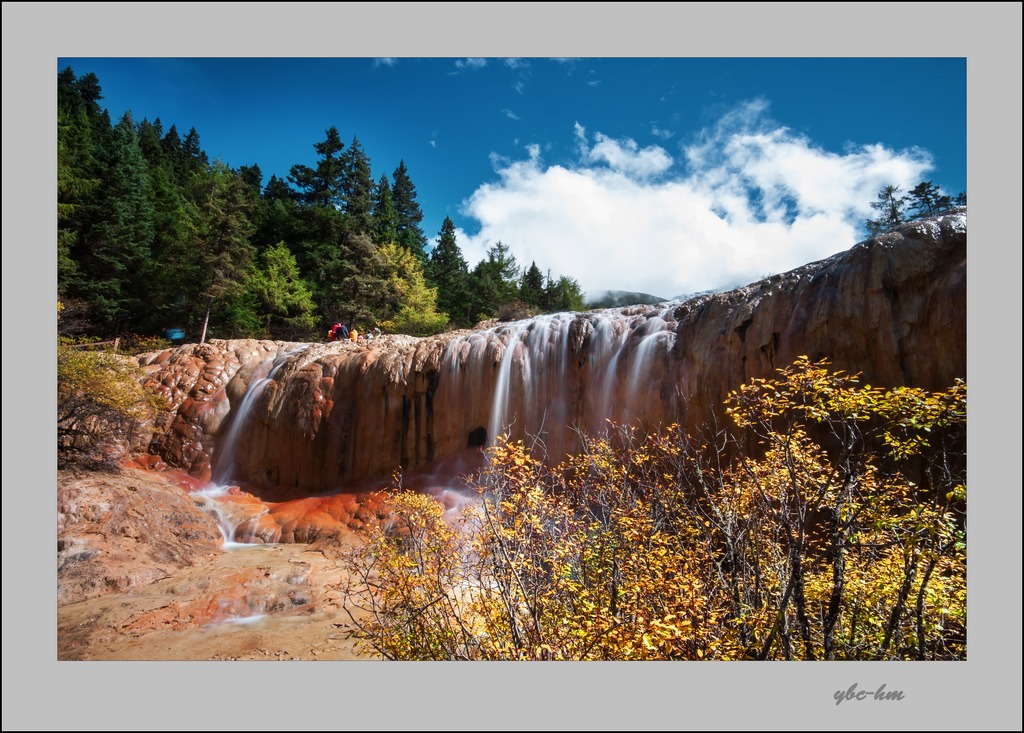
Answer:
[
  {"left": 137, "top": 213, "right": 966, "bottom": 501},
  {"left": 138, "top": 340, "right": 289, "bottom": 479}
]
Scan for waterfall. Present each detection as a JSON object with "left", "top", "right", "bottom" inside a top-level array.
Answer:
[
  {"left": 200, "top": 347, "right": 307, "bottom": 546},
  {"left": 152, "top": 306, "right": 689, "bottom": 508},
  {"left": 141, "top": 216, "right": 967, "bottom": 526},
  {"left": 210, "top": 359, "right": 277, "bottom": 486},
  {"left": 439, "top": 306, "right": 679, "bottom": 460}
]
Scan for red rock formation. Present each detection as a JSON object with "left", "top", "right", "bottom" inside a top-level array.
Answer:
[
  {"left": 137, "top": 213, "right": 966, "bottom": 502},
  {"left": 58, "top": 468, "right": 223, "bottom": 605}
]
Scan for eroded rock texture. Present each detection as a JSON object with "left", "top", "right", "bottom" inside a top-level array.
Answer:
[
  {"left": 137, "top": 213, "right": 966, "bottom": 501},
  {"left": 57, "top": 468, "right": 223, "bottom": 605}
]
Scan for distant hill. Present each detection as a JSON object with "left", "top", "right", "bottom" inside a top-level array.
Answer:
[
  {"left": 671, "top": 287, "right": 722, "bottom": 302},
  {"left": 586, "top": 290, "right": 667, "bottom": 309}
]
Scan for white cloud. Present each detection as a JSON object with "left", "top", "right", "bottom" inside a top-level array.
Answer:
[
  {"left": 456, "top": 101, "right": 933, "bottom": 300},
  {"left": 651, "top": 124, "right": 673, "bottom": 141},
  {"left": 513, "top": 80, "right": 526, "bottom": 95},
  {"left": 502, "top": 109, "right": 521, "bottom": 121},
  {"left": 373, "top": 58, "right": 397, "bottom": 68},
  {"left": 504, "top": 58, "right": 529, "bottom": 70},
  {"left": 455, "top": 57, "right": 488, "bottom": 71},
  {"left": 575, "top": 125, "right": 672, "bottom": 179}
]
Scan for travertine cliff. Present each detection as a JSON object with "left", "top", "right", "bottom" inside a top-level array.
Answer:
[{"left": 137, "top": 213, "right": 965, "bottom": 501}]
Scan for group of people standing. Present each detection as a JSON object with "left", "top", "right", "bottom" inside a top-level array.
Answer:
[{"left": 327, "top": 322, "right": 381, "bottom": 344}]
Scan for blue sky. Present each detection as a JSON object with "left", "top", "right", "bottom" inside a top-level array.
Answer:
[{"left": 57, "top": 56, "right": 965, "bottom": 299}]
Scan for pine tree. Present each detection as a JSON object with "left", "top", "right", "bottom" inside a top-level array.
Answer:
[
  {"left": 336, "top": 230, "right": 390, "bottom": 327},
  {"left": 289, "top": 126, "right": 346, "bottom": 208},
  {"left": 71, "top": 72, "right": 104, "bottom": 116},
  {"left": 372, "top": 173, "right": 398, "bottom": 245},
  {"left": 341, "top": 136, "right": 375, "bottom": 234},
  {"left": 866, "top": 185, "right": 908, "bottom": 236},
  {"left": 544, "top": 274, "right": 586, "bottom": 312},
  {"left": 392, "top": 160, "right": 428, "bottom": 262},
  {"left": 467, "top": 262, "right": 504, "bottom": 322},
  {"left": 263, "top": 174, "right": 294, "bottom": 203},
  {"left": 291, "top": 206, "right": 348, "bottom": 322},
  {"left": 254, "top": 176, "right": 303, "bottom": 257},
  {"left": 142, "top": 157, "right": 194, "bottom": 331},
  {"left": 181, "top": 127, "right": 209, "bottom": 172},
  {"left": 238, "top": 164, "right": 263, "bottom": 196},
  {"left": 190, "top": 164, "right": 257, "bottom": 341},
  {"left": 76, "top": 112, "right": 156, "bottom": 333},
  {"left": 58, "top": 67, "right": 104, "bottom": 121},
  {"left": 57, "top": 66, "right": 83, "bottom": 113},
  {"left": 481, "top": 241, "right": 521, "bottom": 301},
  {"left": 520, "top": 261, "right": 545, "bottom": 307},
  {"left": 136, "top": 117, "right": 165, "bottom": 168},
  {"left": 161, "top": 124, "right": 184, "bottom": 176},
  {"left": 427, "top": 216, "right": 471, "bottom": 326},
  {"left": 907, "top": 181, "right": 943, "bottom": 219},
  {"left": 57, "top": 68, "right": 105, "bottom": 306},
  {"left": 57, "top": 106, "right": 101, "bottom": 298},
  {"left": 465, "top": 242, "right": 521, "bottom": 321}
]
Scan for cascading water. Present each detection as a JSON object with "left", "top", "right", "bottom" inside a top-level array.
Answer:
[
  {"left": 487, "top": 320, "right": 533, "bottom": 447},
  {"left": 623, "top": 312, "right": 675, "bottom": 423},
  {"left": 158, "top": 304, "right": 687, "bottom": 514},
  {"left": 199, "top": 347, "right": 307, "bottom": 546},
  {"left": 140, "top": 219, "right": 967, "bottom": 530},
  {"left": 440, "top": 306, "right": 680, "bottom": 462}
]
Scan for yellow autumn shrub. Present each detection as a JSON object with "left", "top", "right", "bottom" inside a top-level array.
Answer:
[{"left": 343, "top": 357, "right": 966, "bottom": 661}]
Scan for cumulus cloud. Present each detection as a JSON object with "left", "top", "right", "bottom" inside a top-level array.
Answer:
[
  {"left": 503, "top": 109, "right": 521, "bottom": 121},
  {"left": 575, "top": 123, "right": 672, "bottom": 179},
  {"left": 456, "top": 100, "right": 933, "bottom": 299},
  {"left": 373, "top": 58, "right": 397, "bottom": 68},
  {"left": 504, "top": 58, "right": 529, "bottom": 70}
]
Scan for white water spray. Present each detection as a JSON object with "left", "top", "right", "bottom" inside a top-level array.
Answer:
[
  {"left": 440, "top": 306, "right": 680, "bottom": 459},
  {"left": 202, "top": 347, "right": 307, "bottom": 546}
]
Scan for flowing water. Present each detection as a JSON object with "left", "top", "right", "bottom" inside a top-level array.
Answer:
[
  {"left": 440, "top": 306, "right": 680, "bottom": 460},
  {"left": 200, "top": 347, "right": 307, "bottom": 546},
  {"left": 195, "top": 307, "right": 683, "bottom": 541}
]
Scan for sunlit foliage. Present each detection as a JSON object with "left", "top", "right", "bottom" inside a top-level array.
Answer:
[
  {"left": 342, "top": 357, "right": 966, "bottom": 660},
  {"left": 57, "top": 304, "right": 166, "bottom": 469}
]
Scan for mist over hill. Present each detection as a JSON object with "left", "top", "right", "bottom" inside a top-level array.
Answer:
[{"left": 586, "top": 290, "right": 666, "bottom": 309}]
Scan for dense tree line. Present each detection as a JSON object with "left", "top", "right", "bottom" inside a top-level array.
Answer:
[
  {"left": 865, "top": 181, "right": 966, "bottom": 236},
  {"left": 427, "top": 216, "right": 585, "bottom": 327},
  {"left": 57, "top": 68, "right": 585, "bottom": 343}
]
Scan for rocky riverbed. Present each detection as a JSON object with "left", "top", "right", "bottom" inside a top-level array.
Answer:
[{"left": 57, "top": 467, "right": 376, "bottom": 661}]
